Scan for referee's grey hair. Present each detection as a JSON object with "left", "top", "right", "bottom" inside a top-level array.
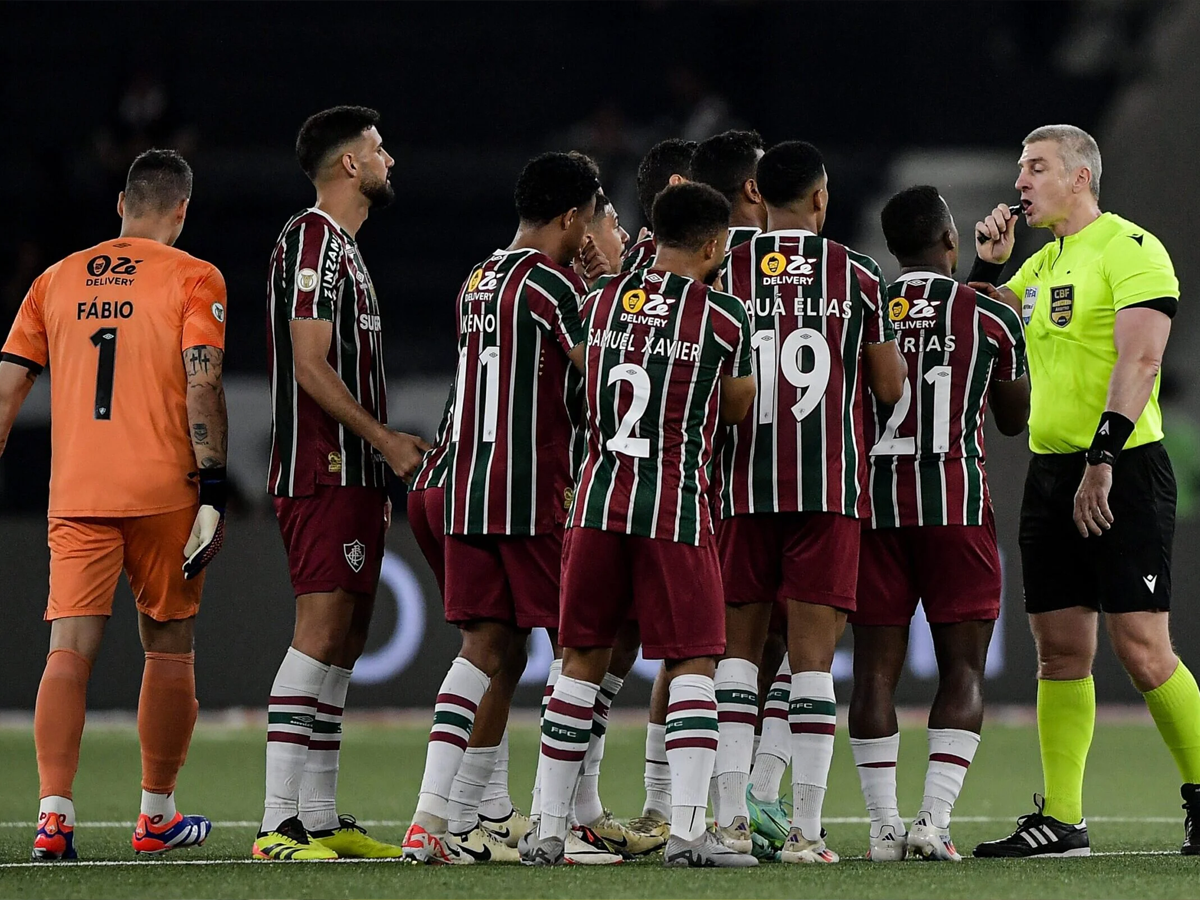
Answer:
[{"left": 1024, "top": 124, "right": 1102, "bottom": 201}]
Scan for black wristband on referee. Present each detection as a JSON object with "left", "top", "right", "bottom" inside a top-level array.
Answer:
[
  {"left": 1086, "top": 412, "right": 1135, "bottom": 466},
  {"left": 198, "top": 466, "right": 228, "bottom": 512},
  {"left": 967, "top": 257, "right": 1005, "bottom": 285}
]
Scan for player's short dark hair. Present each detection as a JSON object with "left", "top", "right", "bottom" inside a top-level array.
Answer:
[
  {"left": 296, "top": 106, "right": 381, "bottom": 180},
  {"left": 123, "top": 149, "right": 193, "bottom": 216},
  {"left": 880, "top": 185, "right": 952, "bottom": 259},
  {"left": 514, "top": 152, "right": 601, "bottom": 225},
  {"left": 757, "top": 141, "right": 825, "bottom": 207},
  {"left": 691, "top": 130, "right": 765, "bottom": 204},
  {"left": 591, "top": 193, "right": 614, "bottom": 224},
  {"left": 652, "top": 183, "right": 731, "bottom": 253},
  {"left": 637, "top": 138, "right": 698, "bottom": 222}
]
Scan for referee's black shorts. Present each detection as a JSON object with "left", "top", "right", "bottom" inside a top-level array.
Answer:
[{"left": 1019, "top": 441, "right": 1175, "bottom": 615}]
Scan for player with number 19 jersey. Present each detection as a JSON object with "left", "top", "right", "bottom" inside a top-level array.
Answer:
[
  {"left": 714, "top": 229, "right": 894, "bottom": 614},
  {"left": 715, "top": 231, "right": 893, "bottom": 519}
]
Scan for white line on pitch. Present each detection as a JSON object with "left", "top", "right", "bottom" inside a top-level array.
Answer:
[
  {"left": 0, "top": 815, "right": 1181, "bottom": 829},
  {"left": 0, "top": 850, "right": 1184, "bottom": 868}
]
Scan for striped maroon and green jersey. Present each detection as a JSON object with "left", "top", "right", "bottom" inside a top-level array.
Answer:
[
  {"left": 620, "top": 235, "right": 656, "bottom": 272},
  {"left": 569, "top": 267, "right": 752, "bottom": 545},
  {"left": 714, "top": 230, "right": 894, "bottom": 519},
  {"left": 410, "top": 379, "right": 455, "bottom": 491},
  {"left": 446, "top": 248, "right": 586, "bottom": 536},
  {"left": 267, "top": 208, "right": 387, "bottom": 497},
  {"left": 867, "top": 272, "right": 1026, "bottom": 528},
  {"left": 567, "top": 284, "right": 607, "bottom": 480},
  {"left": 726, "top": 226, "right": 760, "bottom": 253}
]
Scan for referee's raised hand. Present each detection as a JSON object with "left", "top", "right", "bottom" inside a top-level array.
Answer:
[{"left": 974, "top": 203, "right": 1019, "bottom": 265}]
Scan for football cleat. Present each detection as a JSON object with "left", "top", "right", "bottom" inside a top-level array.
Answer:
[
  {"left": 32, "top": 812, "right": 77, "bottom": 861},
  {"left": 746, "top": 788, "right": 791, "bottom": 847},
  {"left": 310, "top": 814, "right": 404, "bottom": 858},
  {"left": 750, "top": 831, "right": 778, "bottom": 861},
  {"left": 780, "top": 827, "right": 839, "bottom": 864},
  {"left": 973, "top": 794, "right": 1089, "bottom": 858},
  {"left": 865, "top": 822, "right": 907, "bottom": 862},
  {"left": 479, "top": 806, "right": 532, "bottom": 849},
  {"left": 626, "top": 811, "right": 671, "bottom": 853},
  {"left": 450, "top": 823, "right": 520, "bottom": 863},
  {"left": 402, "top": 822, "right": 466, "bottom": 865},
  {"left": 908, "top": 814, "right": 960, "bottom": 861},
  {"left": 565, "top": 825, "right": 624, "bottom": 864},
  {"left": 1181, "top": 784, "right": 1200, "bottom": 855},
  {"left": 663, "top": 829, "right": 758, "bottom": 867},
  {"left": 132, "top": 812, "right": 212, "bottom": 855},
  {"left": 252, "top": 816, "right": 338, "bottom": 861},
  {"left": 715, "top": 815, "right": 754, "bottom": 854},
  {"left": 587, "top": 809, "right": 662, "bottom": 857},
  {"left": 520, "top": 834, "right": 564, "bottom": 866}
]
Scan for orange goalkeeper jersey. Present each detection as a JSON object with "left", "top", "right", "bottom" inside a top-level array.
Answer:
[{"left": 2, "top": 237, "right": 227, "bottom": 517}]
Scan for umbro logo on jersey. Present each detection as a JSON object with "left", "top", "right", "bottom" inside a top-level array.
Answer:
[
  {"left": 344, "top": 540, "right": 366, "bottom": 573},
  {"left": 1131, "top": 234, "right": 1145, "bottom": 246},
  {"left": 1144, "top": 574, "right": 1158, "bottom": 593}
]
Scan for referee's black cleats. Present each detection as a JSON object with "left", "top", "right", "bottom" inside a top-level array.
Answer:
[
  {"left": 972, "top": 794, "right": 1090, "bottom": 858},
  {"left": 1181, "top": 784, "right": 1200, "bottom": 855}
]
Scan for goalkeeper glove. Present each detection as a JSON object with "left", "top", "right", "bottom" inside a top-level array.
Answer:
[{"left": 184, "top": 467, "right": 227, "bottom": 580}]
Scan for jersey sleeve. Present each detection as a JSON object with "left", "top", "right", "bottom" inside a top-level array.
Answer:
[
  {"left": 711, "top": 292, "right": 753, "bottom": 377},
  {"left": 1003, "top": 250, "right": 1038, "bottom": 301},
  {"left": 181, "top": 265, "right": 228, "bottom": 351},
  {"left": 1, "top": 267, "right": 53, "bottom": 373},
  {"left": 979, "top": 297, "right": 1027, "bottom": 382},
  {"left": 853, "top": 254, "right": 894, "bottom": 343},
  {"left": 1103, "top": 230, "right": 1180, "bottom": 312},
  {"left": 526, "top": 264, "right": 586, "bottom": 355},
  {"left": 284, "top": 220, "right": 343, "bottom": 321}
]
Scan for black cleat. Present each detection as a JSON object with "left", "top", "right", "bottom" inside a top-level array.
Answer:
[
  {"left": 973, "top": 794, "right": 1090, "bottom": 858},
  {"left": 1182, "top": 784, "right": 1200, "bottom": 855}
]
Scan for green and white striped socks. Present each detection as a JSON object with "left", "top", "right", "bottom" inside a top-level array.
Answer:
[
  {"left": 714, "top": 658, "right": 759, "bottom": 827},
  {"left": 414, "top": 657, "right": 490, "bottom": 827},
  {"left": 537, "top": 676, "right": 598, "bottom": 841}
]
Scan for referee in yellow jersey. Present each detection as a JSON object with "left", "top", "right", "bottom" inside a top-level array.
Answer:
[{"left": 967, "top": 125, "right": 1200, "bottom": 858}]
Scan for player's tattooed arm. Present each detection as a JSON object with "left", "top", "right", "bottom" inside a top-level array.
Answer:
[
  {"left": 183, "top": 345, "right": 228, "bottom": 470},
  {"left": 0, "top": 360, "right": 39, "bottom": 459}
]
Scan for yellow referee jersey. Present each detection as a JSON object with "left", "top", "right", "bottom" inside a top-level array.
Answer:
[{"left": 1006, "top": 212, "right": 1179, "bottom": 455}]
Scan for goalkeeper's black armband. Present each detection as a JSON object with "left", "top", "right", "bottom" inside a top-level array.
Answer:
[
  {"left": 1085, "top": 412, "right": 1135, "bottom": 467},
  {"left": 198, "top": 467, "right": 228, "bottom": 513},
  {"left": 966, "top": 257, "right": 1005, "bottom": 285}
]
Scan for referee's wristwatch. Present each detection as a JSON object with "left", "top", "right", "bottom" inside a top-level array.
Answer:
[{"left": 1085, "top": 446, "right": 1115, "bottom": 467}]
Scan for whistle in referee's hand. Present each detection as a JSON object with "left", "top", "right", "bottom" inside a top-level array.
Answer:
[{"left": 976, "top": 204, "right": 1023, "bottom": 244}]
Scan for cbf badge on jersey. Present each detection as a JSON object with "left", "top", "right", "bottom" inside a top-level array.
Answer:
[
  {"left": 1050, "top": 285, "right": 1074, "bottom": 327},
  {"left": 1022, "top": 287, "right": 1038, "bottom": 325}
]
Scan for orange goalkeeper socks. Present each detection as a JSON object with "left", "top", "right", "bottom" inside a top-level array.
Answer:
[
  {"left": 139, "top": 652, "right": 199, "bottom": 795},
  {"left": 35, "top": 648, "right": 92, "bottom": 800}
]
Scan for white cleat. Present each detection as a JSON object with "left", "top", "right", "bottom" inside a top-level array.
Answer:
[
  {"left": 909, "top": 814, "right": 962, "bottom": 862},
  {"left": 780, "top": 826, "right": 839, "bottom": 864},
  {"left": 866, "top": 823, "right": 907, "bottom": 861},
  {"left": 564, "top": 825, "right": 623, "bottom": 865}
]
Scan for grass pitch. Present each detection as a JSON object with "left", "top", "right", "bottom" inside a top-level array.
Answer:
[{"left": 0, "top": 717, "right": 1195, "bottom": 898}]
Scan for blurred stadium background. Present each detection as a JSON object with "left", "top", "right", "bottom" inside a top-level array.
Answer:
[{"left": 2, "top": 0, "right": 1199, "bottom": 714}]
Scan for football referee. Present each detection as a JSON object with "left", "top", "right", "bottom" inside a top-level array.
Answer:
[{"left": 968, "top": 125, "right": 1200, "bottom": 858}]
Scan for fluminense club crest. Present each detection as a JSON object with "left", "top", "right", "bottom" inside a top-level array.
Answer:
[{"left": 343, "top": 540, "right": 366, "bottom": 573}]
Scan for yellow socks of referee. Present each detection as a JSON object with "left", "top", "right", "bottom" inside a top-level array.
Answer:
[
  {"left": 1144, "top": 661, "right": 1200, "bottom": 785},
  {"left": 1037, "top": 676, "right": 1095, "bottom": 824}
]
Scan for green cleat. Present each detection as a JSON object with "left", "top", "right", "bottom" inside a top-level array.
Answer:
[{"left": 746, "top": 787, "right": 791, "bottom": 848}]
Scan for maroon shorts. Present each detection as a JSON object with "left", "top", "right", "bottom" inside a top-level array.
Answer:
[
  {"left": 273, "top": 485, "right": 388, "bottom": 597},
  {"left": 559, "top": 527, "right": 725, "bottom": 661},
  {"left": 407, "top": 487, "right": 446, "bottom": 597},
  {"left": 851, "top": 511, "right": 1001, "bottom": 627},
  {"left": 443, "top": 528, "right": 562, "bottom": 630},
  {"left": 718, "top": 512, "right": 860, "bottom": 612}
]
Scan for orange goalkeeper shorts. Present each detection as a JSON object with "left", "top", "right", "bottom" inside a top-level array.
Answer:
[{"left": 46, "top": 505, "right": 204, "bottom": 622}]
